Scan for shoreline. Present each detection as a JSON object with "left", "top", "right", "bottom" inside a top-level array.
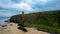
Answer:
[
  {"left": 0, "top": 22, "right": 50, "bottom": 34},
  {"left": 0, "top": 22, "right": 58, "bottom": 34}
]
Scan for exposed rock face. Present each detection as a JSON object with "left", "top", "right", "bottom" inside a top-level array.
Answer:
[{"left": 0, "top": 22, "right": 50, "bottom": 34}]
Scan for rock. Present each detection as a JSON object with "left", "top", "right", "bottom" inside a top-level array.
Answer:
[
  {"left": 47, "top": 30, "right": 57, "bottom": 34},
  {"left": 1, "top": 25, "right": 7, "bottom": 27},
  {"left": 5, "top": 20, "right": 8, "bottom": 22},
  {"left": 35, "top": 28, "right": 47, "bottom": 32},
  {"left": 18, "top": 27, "right": 28, "bottom": 32},
  {"left": 5, "top": 19, "right": 10, "bottom": 22},
  {"left": 18, "top": 23, "right": 24, "bottom": 27}
]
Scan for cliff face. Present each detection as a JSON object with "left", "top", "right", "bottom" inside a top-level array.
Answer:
[{"left": 10, "top": 10, "right": 60, "bottom": 24}]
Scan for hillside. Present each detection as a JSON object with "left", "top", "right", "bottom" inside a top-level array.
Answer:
[{"left": 10, "top": 10, "right": 60, "bottom": 34}]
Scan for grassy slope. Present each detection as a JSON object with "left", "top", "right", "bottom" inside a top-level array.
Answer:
[{"left": 10, "top": 10, "right": 60, "bottom": 34}]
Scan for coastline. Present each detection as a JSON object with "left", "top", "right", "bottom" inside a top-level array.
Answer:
[{"left": 0, "top": 22, "right": 50, "bottom": 34}]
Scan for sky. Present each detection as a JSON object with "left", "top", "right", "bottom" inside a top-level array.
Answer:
[{"left": 0, "top": 0, "right": 60, "bottom": 17}]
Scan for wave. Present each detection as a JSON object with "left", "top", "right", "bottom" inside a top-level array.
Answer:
[{"left": 0, "top": 17, "right": 10, "bottom": 24}]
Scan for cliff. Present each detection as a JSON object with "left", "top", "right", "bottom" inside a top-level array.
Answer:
[{"left": 10, "top": 10, "right": 60, "bottom": 34}]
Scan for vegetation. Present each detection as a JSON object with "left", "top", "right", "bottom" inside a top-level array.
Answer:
[{"left": 10, "top": 10, "right": 60, "bottom": 34}]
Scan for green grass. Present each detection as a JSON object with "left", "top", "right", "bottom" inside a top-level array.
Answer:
[{"left": 23, "top": 20, "right": 60, "bottom": 34}]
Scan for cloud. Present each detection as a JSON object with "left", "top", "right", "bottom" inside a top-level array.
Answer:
[
  {"left": 12, "top": 0, "right": 22, "bottom": 3},
  {"left": 0, "top": 0, "right": 60, "bottom": 11},
  {"left": 0, "top": 0, "right": 34, "bottom": 11},
  {"left": 0, "top": 0, "right": 60, "bottom": 17},
  {"left": 11, "top": 2, "right": 33, "bottom": 11}
]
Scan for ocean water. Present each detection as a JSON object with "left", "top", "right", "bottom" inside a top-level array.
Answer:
[{"left": 0, "top": 17, "right": 10, "bottom": 25}]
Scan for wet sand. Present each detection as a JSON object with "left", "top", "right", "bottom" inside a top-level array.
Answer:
[{"left": 0, "top": 22, "right": 50, "bottom": 34}]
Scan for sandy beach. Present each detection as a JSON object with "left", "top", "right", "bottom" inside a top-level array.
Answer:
[{"left": 0, "top": 22, "right": 50, "bottom": 34}]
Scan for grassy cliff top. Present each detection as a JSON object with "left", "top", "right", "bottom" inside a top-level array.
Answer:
[
  {"left": 10, "top": 10, "right": 60, "bottom": 34},
  {"left": 10, "top": 10, "right": 60, "bottom": 23}
]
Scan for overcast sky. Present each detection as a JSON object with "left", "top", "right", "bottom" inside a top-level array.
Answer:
[{"left": 0, "top": 0, "right": 60, "bottom": 17}]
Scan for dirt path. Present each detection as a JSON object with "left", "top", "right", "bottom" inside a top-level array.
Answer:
[{"left": 0, "top": 22, "right": 50, "bottom": 34}]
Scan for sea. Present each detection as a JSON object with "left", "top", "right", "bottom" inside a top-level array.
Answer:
[{"left": 0, "top": 17, "right": 10, "bottom": 25}]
